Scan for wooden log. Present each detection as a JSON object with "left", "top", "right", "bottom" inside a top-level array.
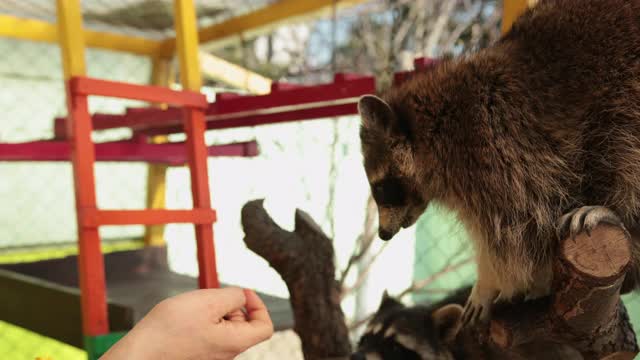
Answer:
[
  {"left": 241, "top": 199, "right": 638, "bottom": 359},
  {"left": 241, "top": 199, "right": 351, "bottom": 360},
  {"left": 489, "top": 224, "right": 639, "bottom": 359}
]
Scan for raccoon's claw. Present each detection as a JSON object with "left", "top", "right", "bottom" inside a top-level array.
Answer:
[
  {"left": 461, "top": 287, "right": 499, "bottom": 329},
  {"left": 461, "top": 304, "right": 483, "bottom": 328},
  {"left": 557, "top": 206, "right": 627, "bottom": 242}
]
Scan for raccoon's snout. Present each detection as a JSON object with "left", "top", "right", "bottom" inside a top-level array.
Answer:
[{"left": 379, "top": 228, "right": 396, "bottom": 241}]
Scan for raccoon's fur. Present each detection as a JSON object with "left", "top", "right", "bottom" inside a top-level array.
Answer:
[
  {"left": 352, "top": 287, "right": 474, "bottom": 360},
  {"left": 359, "top": 0, "right": 640, "bottom": 325},
  {"left": 353, "top": 288, "right": 582, "bottom": 360}
]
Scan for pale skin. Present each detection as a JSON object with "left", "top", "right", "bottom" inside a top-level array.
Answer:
[{"left": 101, "top": 287, "right": 274, "bottom": 360}]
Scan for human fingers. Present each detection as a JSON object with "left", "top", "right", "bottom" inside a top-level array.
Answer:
[
  {"left": 243, "top": 289, "right": 274, "bottom": 335},
  {"left": 202, "top": 287, "right": 246, "bottom": 318},
  {"left": 224, "top": 309, "right": 247, "bottom": 322}
]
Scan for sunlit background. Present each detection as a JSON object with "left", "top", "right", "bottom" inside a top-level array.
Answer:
[{"left": 1, "top": 1, "right": 637, "bottom": 359}]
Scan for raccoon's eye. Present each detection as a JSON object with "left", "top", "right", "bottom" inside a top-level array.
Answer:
[{"left": 372, "top": 178, "right": 407, "bottom": 207}]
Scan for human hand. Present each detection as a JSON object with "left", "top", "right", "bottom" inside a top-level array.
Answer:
[{"left": 101, "top": 287, "right": 274, "bottom": 360}]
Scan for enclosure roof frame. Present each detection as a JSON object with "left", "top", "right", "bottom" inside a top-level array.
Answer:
[
  {"left": 0, "top": 14, "right": 164, "bottom": 57},
  {"left": 0, "top": 0, "right": 368, "bottom": 58}
]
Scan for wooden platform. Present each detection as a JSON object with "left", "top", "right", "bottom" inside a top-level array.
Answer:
[{"left": 0, "top": 247, "right": 293, "bottom": 348}]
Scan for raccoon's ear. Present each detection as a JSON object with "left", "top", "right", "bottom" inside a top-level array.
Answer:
[
  {"left": 358, "top": 95, "right": 406, "bottom": 139},
  {"left": 431, "top": 304, "right": 463, "bottom": 344},
  {"left": 378, "top": 290, "right": 403, "bottom": 312}
]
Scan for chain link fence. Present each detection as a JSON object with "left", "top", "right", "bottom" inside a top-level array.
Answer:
[{"left": 2, "top": 1, "right": 640, "bottom": 359}]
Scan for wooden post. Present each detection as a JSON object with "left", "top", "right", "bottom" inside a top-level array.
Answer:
[
  {"left": 56, "top": 0, "right": 109, "bottom": 339},
  {"left": 173, "top": 0, "right": 219, "bottom": 289}
]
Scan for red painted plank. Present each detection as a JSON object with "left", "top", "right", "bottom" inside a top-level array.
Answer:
[
  {"left": 270, "top": 82, "right": 305, "bottom": 92},
  {"left": 55, "top": 76, "right": 375, "bottom": 136},
  {"left": 333, "top": 73, "right": 372, "bottom": 82},
  {"left": 66, "top": 84, "right": 109, "bottom": 336},
  {"left": 205, "top": 103, "right": 359, "bottom": 130},
  {"left": 70, "top": 76, "right": 208, "bottom": 109},
  {"left": 53, "top": 117, "right": 67, "bottom": 139},
  {"left": 211, "top": 141, "right": 259, "bottom": 157},
  {"left": 182, "top": 108, "right": 219, "bottom": 289},
  {"left": 413, "top": 57, "right": 438, "bottom": 70},
  {"left": 216, "top": 92, "right": 246, "bottom": 101},
  {"left": 81, "top": 208, "right": 217, "bottom": 227},
  {"left": 56, "top": 109, "right": 184, "bottom": 139},
  {"left": 211, "top": 76, "right": 374, "bottom": 114},
  {"left": 0, "top": 140, "right": 259, "bottom": 164},
  {"left": 393, "top": 70, "right": 414, "bottom": 86},
  {"left": 140, "top": 103, "right": 357, "bottom": 135}
]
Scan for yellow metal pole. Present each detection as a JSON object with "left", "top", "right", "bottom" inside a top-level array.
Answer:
[
  {"left": 0, "top": 14, "right": 164, "bottom": 57},
  {"left": 173, "top": 0, "right": 202, "bottom": 91},
  {"left": 502, "top": 0, "right": 535, "bottom": 34},
  {"left": 199, "top": 50, "right": 272, "bottom": 94},
  {"left": 56, "top": 0, "right": 86, "bottom": 79},
  {"left": 143, "top": 57, "right": 173, "bottom": 247}
]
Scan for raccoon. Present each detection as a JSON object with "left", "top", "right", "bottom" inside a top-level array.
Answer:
[
  {"left": 352, "top": 288, "right": 582, "bottom": 360},
  {"left": 352, "top": 286, "right": 473, "bottom": 360},
  {"left": 358, "top": 0, "right": 640, "bottom": 327}
]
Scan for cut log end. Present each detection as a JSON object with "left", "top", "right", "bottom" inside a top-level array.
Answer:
[{"left": 561, "top": 225, "right": 630, "bottom": 280}]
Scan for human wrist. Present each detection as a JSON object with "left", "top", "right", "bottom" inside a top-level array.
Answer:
[{"left": 100, "top": 323, "right": 165, "bottom": 359}]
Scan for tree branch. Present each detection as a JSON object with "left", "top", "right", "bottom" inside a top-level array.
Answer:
[
  {"left": 241, "top": 200, "right": 351, "bottom": 360},
  {"left": 489, "top": 224, "right": 639, "bottom": 359}
]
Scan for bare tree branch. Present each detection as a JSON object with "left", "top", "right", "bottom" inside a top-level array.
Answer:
[
  {"left": 341, "top": 241, "right": 390, "bottom": 298},
  {"left": 326, "top": 119, "right": 340, "bottom": 239},
  {"left": 338, "top": 195, "right": 377, "bottom": 287},
  {"left": 424, "top": 0, "right": 459, "bottom": 56},
  {"left": 397, "top": 257, "right": 473, "bottom": 300},
  {"left": 444, "top": 1, "right": 484, "bottom": 50}
]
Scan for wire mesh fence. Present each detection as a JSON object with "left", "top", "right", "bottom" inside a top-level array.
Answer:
[
  {"left": 1, "top": 1, "right": 640, "bottom": 359},
  {"left": 0, "top": 0, "right": 273, "bottom": 39}
]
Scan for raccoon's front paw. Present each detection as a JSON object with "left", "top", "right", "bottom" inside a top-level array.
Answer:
[
  {"left": 557, "top": 206, "right": 628, "bottom": 241},
  {"left": 461, "top": 285, "right": 499, "bottom": 328}
]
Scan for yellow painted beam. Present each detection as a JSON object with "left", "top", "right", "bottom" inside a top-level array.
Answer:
[
  {"left": 199, "top": 51, "right": 272, "bottom": 94},
  {"left": 0, "top": 14, "right": 164, "bottom": 57},
  {"left": 56, "top": 0, "right": 86, "bottom": 79},
  {"left": 143, "top": 57, "right": 173, "bottom": 247},
  {"left": 158, "top": 0, "right": 368, "bottom": 56},
  {"left": 502, "top": 0, "right": 536, "bottom": 34},
  {"left": 174, "top": 0, "right": 202, "bottom": 91},
  {"left": 143, "top": 161, "right": 169, "bottom": 246},
  {"left": 149, "top": 57, "right": 175, "bottom": 108},
  {"left": 4, "top": 0, "right": 367, "bottom": 58}
]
